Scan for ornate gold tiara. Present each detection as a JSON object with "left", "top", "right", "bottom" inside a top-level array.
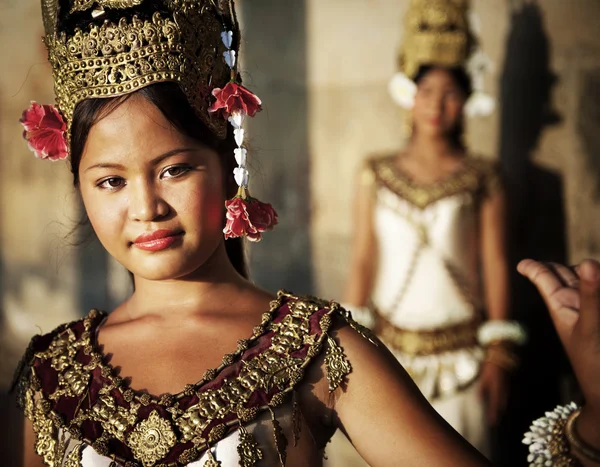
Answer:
[
  {"left": 398, "top": 0, "right": 474, "bottom": 79},
  {"left": 41, "top": 0, "right": 238, "bottom": 139}
]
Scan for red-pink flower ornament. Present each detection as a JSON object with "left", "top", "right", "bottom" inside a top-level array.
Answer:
[
  {"left": 20, "top": 102, "right": 69, "bottom": 161},
  {"left": 224, "top": 188, "right": 278, "bottom": 242},
  {"left": 208, "top": 82, "right": 262, "bottom": 120}
]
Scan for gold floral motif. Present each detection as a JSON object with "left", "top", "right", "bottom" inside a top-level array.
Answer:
[
  {"left": 127, "top": 410, "right": 176, "bottom": 467},
  {"left": 324, "top": 336, "right": 352, "bottom": 392},
  {"left": 237, "top": 426, "right": 263, "bottom": 467}
]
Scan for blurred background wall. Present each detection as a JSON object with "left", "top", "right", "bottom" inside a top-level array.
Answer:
[{"left": 1, "top": 0, "right": 599, "bottom": 464}]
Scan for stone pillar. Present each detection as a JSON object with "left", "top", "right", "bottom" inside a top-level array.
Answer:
[{"left": 238, "top": 0, "right": 314, "bottom": 294}]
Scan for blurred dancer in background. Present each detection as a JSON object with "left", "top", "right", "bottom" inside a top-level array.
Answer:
[{"left": 342, "top": 0, "right": 525, "bottom": 459}]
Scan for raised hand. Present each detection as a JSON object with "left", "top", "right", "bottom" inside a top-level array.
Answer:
[{"left": 518, "top": 259, "right": 600, "bottom": 451}]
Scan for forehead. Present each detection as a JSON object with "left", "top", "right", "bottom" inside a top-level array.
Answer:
[
  {"left": 418, "top": 68, "right": 460, "bottom": 87},
  {"left": 81, "top": 94, "right": 190, "bottom": 165}
]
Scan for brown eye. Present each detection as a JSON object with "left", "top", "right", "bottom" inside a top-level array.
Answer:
[
  {"left": 162, "top": 165, "right": 191, "bottom": 179},
  {"left": 98, "top": 177, "right": 125, "bottom": 190}
]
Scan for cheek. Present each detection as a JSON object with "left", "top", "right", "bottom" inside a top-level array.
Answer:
[
  {"left": 81, "top": 189, "right": 126, "bottom": 247},
  {"left": 446, "top": 99, "right": 464, "bottom": 118},
  {"left": 178, "top": 177, "right": 225, "bottom": 231}
]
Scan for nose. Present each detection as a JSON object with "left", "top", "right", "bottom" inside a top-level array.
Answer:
[{"left": 128, "top": 179, "right": 169, "bottom": 222}]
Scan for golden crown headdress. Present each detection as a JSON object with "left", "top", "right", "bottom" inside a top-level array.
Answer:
[
  {"left": 398, "top": 0, "right": 474, "bottom": 79},
  {"left": 389, "top": 0, "right": 495, "bottom": 117},
  {"left": 41, "top": 0, "right": 239, "bottom": 139}
]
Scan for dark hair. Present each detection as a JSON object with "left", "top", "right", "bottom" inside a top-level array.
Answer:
[
  {"left": 413, "top": 65, "right": 472, "bottom": 149},
  {"left": 70, "top": 83, "right": 248, "bottom": 278}
]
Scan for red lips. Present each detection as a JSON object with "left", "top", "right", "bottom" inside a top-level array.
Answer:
[{"left": 132, "top": 229, "right": 183, "bottom": 252}]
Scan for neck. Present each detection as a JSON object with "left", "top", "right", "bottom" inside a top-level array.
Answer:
[
  {"left": 406, "top": 133, "right": 461, "bottom": 162},
  {"left": 125, "top": 242, "right": 251, "bottom": 322}
]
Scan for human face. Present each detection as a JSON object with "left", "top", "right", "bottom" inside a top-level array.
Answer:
[
  {"left": 78, "top": 94, "right": 226, "bottom": 281},
  {"left": 412, "top": 68, "right": 466, "bottom": 139}
]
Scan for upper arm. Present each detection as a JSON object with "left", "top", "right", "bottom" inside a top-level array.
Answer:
[
  {"left": 24, "top": 417, "right": 45, "bottom": 467},
  {"left": 344, "top": 161, "right": 378, "bottom": 305},
  {"left": 479, "top": 165, "right": 507, "bottom": 262},
  {"left": 329, "top": 326, "right": 490, "bottom": 466}
]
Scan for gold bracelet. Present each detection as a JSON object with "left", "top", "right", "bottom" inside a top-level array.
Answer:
[{"left": 566, "top": 408, "right": 600, "bottom": 463}]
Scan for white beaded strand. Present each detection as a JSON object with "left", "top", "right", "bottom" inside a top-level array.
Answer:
[{"left": 221, "top": 30, "right": 249, "bottom": 190}]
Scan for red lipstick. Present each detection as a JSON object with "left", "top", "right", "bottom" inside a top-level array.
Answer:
[{"left": 132, "top": 229, "right": 183, "bottom": 252}]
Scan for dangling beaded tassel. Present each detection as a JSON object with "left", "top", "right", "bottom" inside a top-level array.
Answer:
[{"left": 209, "top": 28, "right": 278, "bottom": 242}]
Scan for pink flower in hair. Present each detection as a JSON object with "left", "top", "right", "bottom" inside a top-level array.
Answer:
[
  {"left": 209, "top": 82, "right": 262, "bottom": 120},
  {"left": 20, "top": 102, "right": 68, "bottom": 161},
  {"left": 223, "top": 188, "right": 278, "bottom": 243}
]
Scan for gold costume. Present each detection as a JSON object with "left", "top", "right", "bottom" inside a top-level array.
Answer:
[{"left": 14, "top": 292, "right": 372, "bottom": 466}]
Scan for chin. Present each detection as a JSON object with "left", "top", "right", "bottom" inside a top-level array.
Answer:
[
  {"left": 128, "top": 260, "right": 201, "bottom": 281},
  {"left": 125, "top": 242, "right": 220, "bottom": 281}
]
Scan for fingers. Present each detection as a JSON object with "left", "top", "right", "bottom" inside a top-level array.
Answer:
[
  {"left": 578, "top": 259, "right": 600, "bottom": 333},
  {"left": 517, "top": 259, "right": 563, "bottom": 303},
  {"left": 546, "top": 262, "right": 580, "bottom": 288},
  {"left": 517, "top": 259, "right": 578, "bottom": 345}
]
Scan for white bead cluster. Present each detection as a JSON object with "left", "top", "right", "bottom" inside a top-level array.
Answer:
[
  {"left": 221, "top": 30, "right": 249, "bottom": 189},
  {"left": 523, "top": 402, "right": 579, "bottom": 466},
  {"left": 477, "top": 320, "right": 527, "bottom": 346}
]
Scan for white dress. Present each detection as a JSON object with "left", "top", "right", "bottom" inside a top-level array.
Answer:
[{"left": 365, "top": 155, "right": 500, "bottom": 454}]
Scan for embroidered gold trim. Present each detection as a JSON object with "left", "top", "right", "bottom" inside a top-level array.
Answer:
[
  {"left": 375, "top": 313, "right": 480, "bottom": 356},
  {"left": 370, "top": 155, "right": 499, "bottom": 210}
]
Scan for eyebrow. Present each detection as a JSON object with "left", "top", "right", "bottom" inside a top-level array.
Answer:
[{"left": 84, "top": 147, "right": 197, "bottom": 172}]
